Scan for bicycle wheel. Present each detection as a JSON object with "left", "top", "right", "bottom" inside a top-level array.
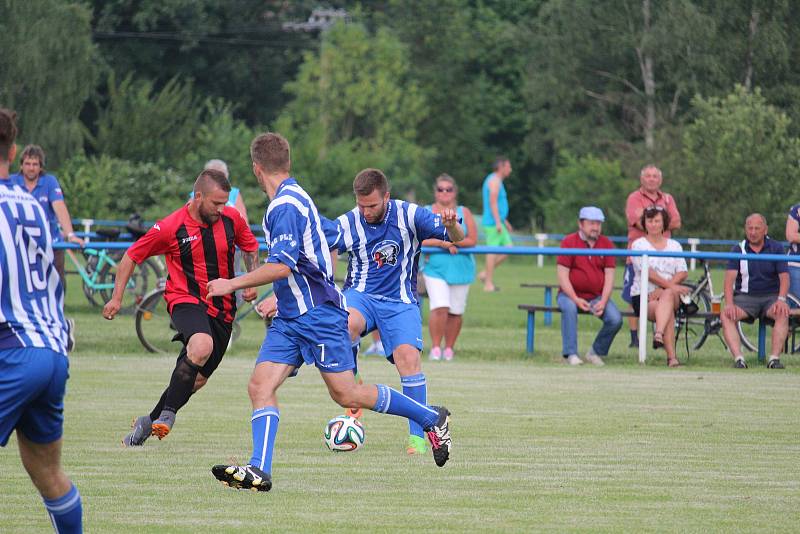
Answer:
[
  {"left": 736, "top": 293, "right": 800, "bottom": 353},
  {"left": 135, "top": 289, "right": 175, "bottom": 353},
  {"left": 674, "top": 283, "right": 711, "bottom": 351},
  {"left": 98, "top": 257, "right": 162, "bottom": 314}
]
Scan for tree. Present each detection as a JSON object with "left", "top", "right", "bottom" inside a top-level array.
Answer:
[
  {"left": 0, "top": 0, "right": 97, "bottom": 166},
  {"left": 275, "top": 21, "right": 432, "bottom": 215},
  {"left": 541, "top": 152, "right": 630, "bottom": 235},
  {"left": 676, "top": 86, "right": 800, "bottom": 238}
]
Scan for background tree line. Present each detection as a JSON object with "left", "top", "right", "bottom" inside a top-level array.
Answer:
[{"left": 2, "top": 0, "right": 799, "bottom": 238}]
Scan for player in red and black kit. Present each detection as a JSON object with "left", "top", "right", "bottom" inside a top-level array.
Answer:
[{"left": 103, "top": 169, "right": 259, "bottom": 447}]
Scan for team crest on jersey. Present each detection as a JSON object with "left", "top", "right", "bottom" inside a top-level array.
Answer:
[{"left": 371, "top": 240, "right": 400, "bottom": 268}]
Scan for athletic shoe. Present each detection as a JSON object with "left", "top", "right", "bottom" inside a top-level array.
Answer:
[
  {"left": 66, "top": 318, "right": 76, "bottom": 353},
  {"left": 122, "top": 415, "right": 152, "bottom": 447},
  {"left": 212, "top": 464, "right": 272, "bottom": 492},
  {"left": 425, "top": 406, "right": 451, "bottom": 467},
  {"left": 443, "top": 347, "right": 455, "bottom": 361},
  {"left": 406, "top": 434, "right": 427, "bottom": 455},
  {"left": 151, "top": 410, "right": 176, "bottom": 440},
  {"left": 584, "top": 352, "right": 605, "bottom": 366},
  {"left": 565, "top": 354, "right": 584, "bottom": 366},
  {"left": 734, "top": 358, "right": 748, "bottom": 369},
  {"left": 429, "top": 346, "right": 442, "bottom": 361},
  {"left": 767, "top": 358, "right": 785, "bottom": 369}
]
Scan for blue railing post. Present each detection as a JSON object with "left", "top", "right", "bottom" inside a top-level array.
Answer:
[
  {"left": 544, "top": 287, "right": 552, "bottom": 326},
  {"left": 527, "top": 311, "right": 535, "bottom": 354},
  {"left": 758, "top": 319, "right": 767, "bottom": 363}
]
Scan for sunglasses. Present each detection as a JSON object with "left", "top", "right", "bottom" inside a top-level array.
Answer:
[
  {"left": 436, "top": 187, "right": 454, "bottom": 193},
  {"left": 644, "top": 205, "right": 666, "bottom": 214}
]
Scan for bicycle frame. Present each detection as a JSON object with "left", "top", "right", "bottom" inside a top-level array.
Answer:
[{"left": 66, "top": 248, "right": 134, "bottom": 291}]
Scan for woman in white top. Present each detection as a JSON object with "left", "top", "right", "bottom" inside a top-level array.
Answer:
[{"left": 630, "top": 206, "right": 689, "bottom": 367}]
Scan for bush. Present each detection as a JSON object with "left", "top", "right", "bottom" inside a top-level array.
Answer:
[{"left": 57, "top": 155, "right": 188, "bottom": 221}]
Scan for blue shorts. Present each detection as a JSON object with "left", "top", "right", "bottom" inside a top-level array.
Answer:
[
  {"left": 344, "top": 290, "right": 423, "bottom": 361},
  {"left": 0, "top": 347, "right": 69, "bottom": 447},
  {"left": 257, "top": 303, "right": 354, "bottom": 375},
  {"left": 622, "top": 263, "right": 635, "bottom": 304}
]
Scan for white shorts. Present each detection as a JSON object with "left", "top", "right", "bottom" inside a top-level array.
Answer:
[{"left": 423, "top": 275, "right": 471, "bottom": 315}]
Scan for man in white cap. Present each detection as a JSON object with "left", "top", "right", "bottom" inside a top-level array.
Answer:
[{"left": 556, "top": 206, "right": 622, "bottom": 365}]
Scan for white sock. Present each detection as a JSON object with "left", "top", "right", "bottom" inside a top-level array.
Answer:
[{"left": 769, "top": 355, "right": 780, "bottom": 361}]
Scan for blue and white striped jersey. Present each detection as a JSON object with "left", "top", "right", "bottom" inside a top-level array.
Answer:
[
  {"left": 263, "top": 178, "right": 345, "bottom": 318},
  {"left": 0, "top": 182, "right": 68, "bottom": 354},
  {"left": 336, "top": 200, "right": 448, "bottom": 304}
]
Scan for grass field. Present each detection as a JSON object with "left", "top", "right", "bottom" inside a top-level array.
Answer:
[{"left": 2, "top": 259, "right": 799, "bottom": 532}]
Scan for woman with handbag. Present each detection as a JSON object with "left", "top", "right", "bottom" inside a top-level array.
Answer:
[{"left": 630, "top": 206, "right": 690, "bottom": 367}]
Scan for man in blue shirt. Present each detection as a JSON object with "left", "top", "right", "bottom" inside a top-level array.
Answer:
[
  {"left": 206, "top": 133, "right": 453, "bottom": 492},
  {"left": 722, "top": 213, "right": 790, "bottom": 369},
  {"left": 335, "top": 169, "right": 464, "bottom": 455},
  {"left": 0, "top": 109, "right": 83, "bottom": 532}
]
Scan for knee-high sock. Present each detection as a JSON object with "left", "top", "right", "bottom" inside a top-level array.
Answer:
[
  {"left": 372, "top": 384, "right": 438, "bottom": 430},
  {"left": 162, "top": 356, "right": 201, "bottom": 415},
  {"left": 351, "top": 340, "right": 360, "bottom": 378},
  {"left": 249, "top": 406, "right": 280, "bottom": 474},
  {"left": 150, "top": 388, "right": 195, "bottom": 421},
  {"left": 401, "top": 373, "right": 426, "bottom": 438},
  {"left": 43, "top": 483, "right": 82, "bottom": 534}
]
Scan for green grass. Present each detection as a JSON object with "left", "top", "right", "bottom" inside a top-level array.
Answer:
[{"left": 2, "top": 259, "right": 799, "bottom": 532}]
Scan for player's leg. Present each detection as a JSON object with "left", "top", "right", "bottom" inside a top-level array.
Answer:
[
  {"left": 344, "top": 291, "right": 377, "bottom": 419},
  {"left": 374, "top": 301, "right": 429, "bottom": 453},
  {"left": 17, "top": 434, "right": 82, "bottom": 533},
  {"left": 124, "top": 304, "right": 218, "bottom": 444},
  {"left": 321, "top": 371, "right": 452, "bottom": 466},
  {"left": 212, "top": 320, "right": 301, "bottom": 491}
]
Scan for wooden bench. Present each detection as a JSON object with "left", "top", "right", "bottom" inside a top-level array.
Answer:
[
  {"left": 517, "top": 304, "right": 717, "bottom": 355},
  {"left": 520, "top": 283, "right": 624, "bottom": 326}
]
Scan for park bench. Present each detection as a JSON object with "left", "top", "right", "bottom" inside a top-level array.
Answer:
[{"left": 520, "top": 283, "right": 624, "bottom": 326}]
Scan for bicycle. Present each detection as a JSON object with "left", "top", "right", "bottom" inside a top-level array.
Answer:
[
  {"left": 134, "top": 283, "right": 274, "bottom": 353},
  {"left": 676, "top": 259, "right": 800, "bottom": 354},
  {"left": 66, "top": 227, "right": 164, "bottom": 313}
]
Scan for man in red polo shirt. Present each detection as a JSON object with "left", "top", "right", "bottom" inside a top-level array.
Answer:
[
  {"left": 557, "top": 207, "right": 621, "bottom": 365},
  {"left": 622, "top": 164, "right": 682, "bottom": 347}
]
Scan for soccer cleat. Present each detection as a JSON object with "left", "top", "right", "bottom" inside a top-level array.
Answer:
[
  {"left": 66, "top": 318, "right": 76, "bottom": 353},
  {"left": 151, "top": 410, "right": 176, "bottom": 440},
  {"left": 212, "top": 464, "right": 272, "bottom": 492},
  {"left": 406, "top": 434, "right": 427, "bottom": 455},
  {"left": 122, "top": 415, "right": 152, "bottom": 447},
  {"left": 767, "top": 358, "right": 785, "bottom": 369},
  {"left": 734, "top": 358, "right": 748, "bottom": 369},
  {"left": 425, "top": 406, "right": 451, "bottom": 467}
]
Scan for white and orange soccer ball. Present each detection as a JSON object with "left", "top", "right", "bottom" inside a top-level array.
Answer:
[{"left": 323, "top": 415, "right": 365, "bottom": 452}]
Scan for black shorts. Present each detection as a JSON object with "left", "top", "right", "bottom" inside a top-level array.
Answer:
[{"left": 170, "top": 303, "right": 232, "bottom": 378}]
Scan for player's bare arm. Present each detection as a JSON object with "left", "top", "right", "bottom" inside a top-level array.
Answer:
[
  {"left": 207, "top": 261, "right": 291, "bottom": 297},
  {"left": 241, "top": 250, "right": 260, "bottom": 301},
  {"left": 102, "top": 254, "right": 136, "bottom": 320}
]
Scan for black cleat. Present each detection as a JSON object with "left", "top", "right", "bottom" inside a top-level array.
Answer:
[
  {"left": 425, "top": 406, "right": 452, "bottom": 467},
  {"left": 122, "top": 415, "right": 152, "bottom": 447},
  {"left": 212, "top": 464, "right": 272, "bottom": 492},
  {"left": 767, "top": 359, "right": 785, "bottom": 369}
]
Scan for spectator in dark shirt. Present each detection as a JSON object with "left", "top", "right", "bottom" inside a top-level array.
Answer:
[
  {"left": 722, "top": 213, "right": 790, "bottom": 369},
  {"left": 556, "top": 207, "right": 621, "bottom": 366}
]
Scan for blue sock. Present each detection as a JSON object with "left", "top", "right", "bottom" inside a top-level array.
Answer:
[
  {"left": 401, "top": 373, "right": 426, "bottom": 438},
  {"left": 249, "top": 406, "right": 280, "bottom": 474},
  {"left": 43, "top": 483, "right": 82, "bottom": 534},
  {"left": 372, "top": 384, "right": 438, "bottom": 429},
  {"left": 351, "top": 341, "right": 360, "bottom": 377}
]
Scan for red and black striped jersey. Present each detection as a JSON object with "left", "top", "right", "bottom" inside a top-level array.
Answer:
[{"left": 127, "top": 204, "right": 259, "bottom": 322}]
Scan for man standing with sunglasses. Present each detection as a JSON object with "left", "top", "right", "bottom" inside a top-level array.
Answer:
[{"left": 622, "top": 165, "right": 682, "bottom": 347}]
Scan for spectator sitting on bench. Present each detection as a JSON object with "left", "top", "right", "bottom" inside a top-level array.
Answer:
[
  {"left": 556, "top": 206, "right": 621, "bottom": 366},
  {"left": 630, "top": 206, "right": 688, "bottom": 368},
  {"left": 722, "top": 213, "right": 789, "bottom": 369}
]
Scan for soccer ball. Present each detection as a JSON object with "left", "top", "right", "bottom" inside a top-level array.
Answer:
[{"left": 323, "top": 415, "right": 365, "bottom": 452}]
